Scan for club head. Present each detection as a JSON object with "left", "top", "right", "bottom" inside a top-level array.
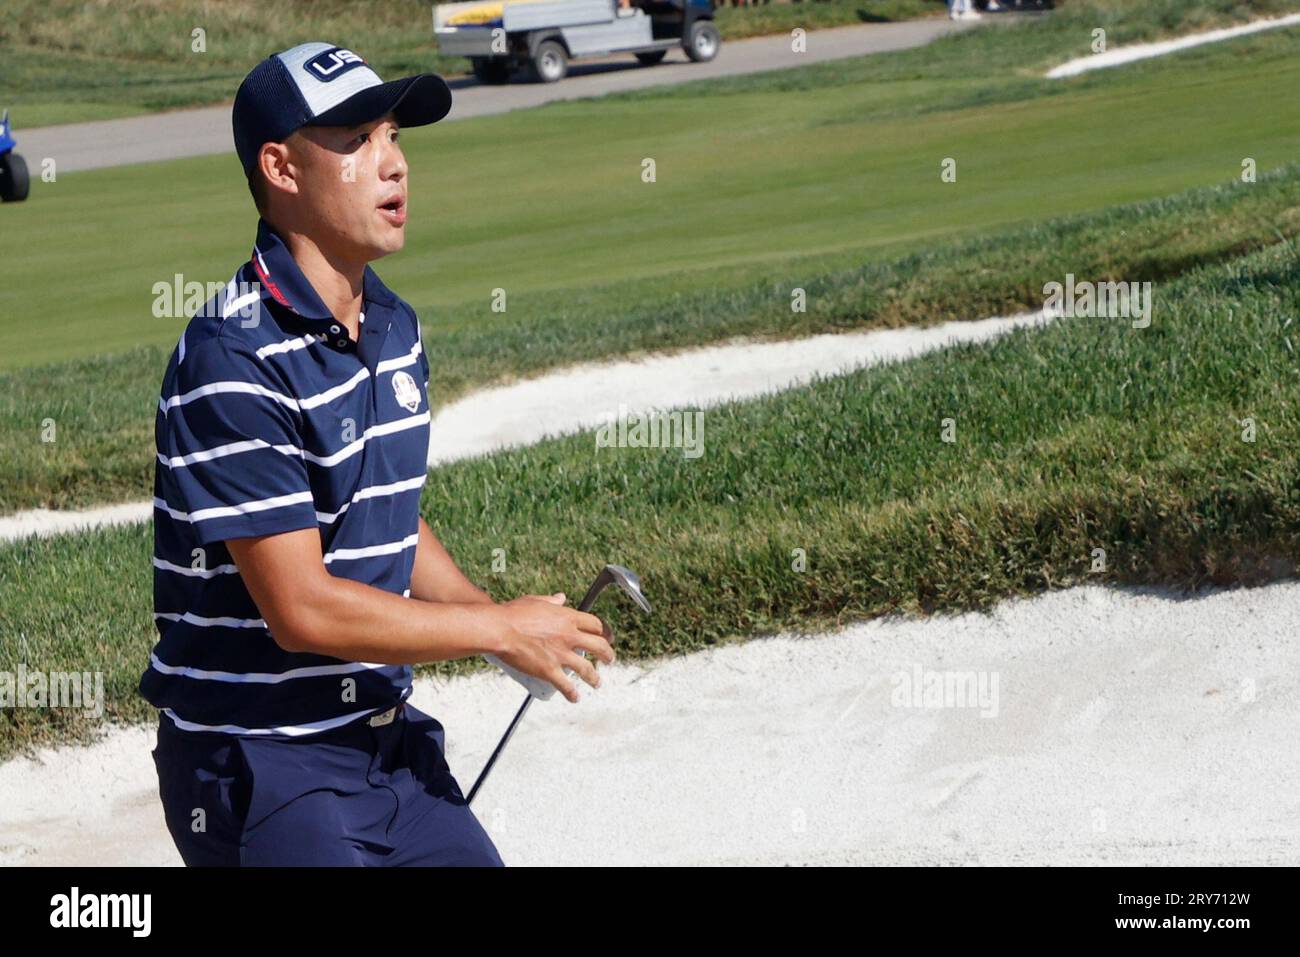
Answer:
[
  {"left": 579, "top": 563, "right": 653, "bottom": 614},
  {"left": 605, "top": 564, "right": 652, "bottom": 614}
]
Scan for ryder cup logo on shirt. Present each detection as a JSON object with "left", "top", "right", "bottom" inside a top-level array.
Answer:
[{"left": 392, "top": 370, "right": 421, "bottom": 412}]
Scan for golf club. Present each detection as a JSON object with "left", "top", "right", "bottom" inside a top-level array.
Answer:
[{"left": 467, "top": 564, "right": 653, "bottom": 806}]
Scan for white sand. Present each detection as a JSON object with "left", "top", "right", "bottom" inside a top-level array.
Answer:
[
  {"left": 0, "top": 309, "right": 1055, "bottom": 543},
  {"left": 427, "top": 311, "right": 1056, "bottom": 464},
  {"left": 0, "top": 502, "right": 153, "bottom": 542},
  {"left": 1046, "top": 13, "right": 1300, "bottom": 79},
  {"left": 4, "top": 580, "right": 1297, "bottom": 866}
]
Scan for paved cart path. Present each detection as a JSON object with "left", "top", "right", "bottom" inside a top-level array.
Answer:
[{"left": 21, "top": 19, "right": 973, "bottom": 173}]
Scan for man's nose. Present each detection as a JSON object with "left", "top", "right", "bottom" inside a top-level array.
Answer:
[{"left": 382, "top": 139, "right": 407, "bottom": 181}]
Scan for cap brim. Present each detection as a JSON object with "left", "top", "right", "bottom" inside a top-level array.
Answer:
[{"left": 309, "top": 74, "right": 452, "bottom": 130}]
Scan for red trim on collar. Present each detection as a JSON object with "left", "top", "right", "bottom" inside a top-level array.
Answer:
[{"left": 251, "top": 251, "right": 294, "bottom": 313}]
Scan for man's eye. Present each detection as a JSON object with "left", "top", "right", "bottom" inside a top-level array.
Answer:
[
  {"left": 389, "top": 129, "right": 400, "bottom": 143},
  {"left": 354, "top": 132, "right": 370, "bottom": 145}
]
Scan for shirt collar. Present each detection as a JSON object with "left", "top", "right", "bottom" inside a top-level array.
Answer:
[{"left": 249, "top": 217, "right": 401, "bottom": 324}]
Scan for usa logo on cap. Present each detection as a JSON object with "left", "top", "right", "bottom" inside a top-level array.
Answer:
[
  {"left": 304, "top": 47, "right": 370, "bottom": 82},
  {"left": 232, "top": 41, "right": 453, "bottom": 179}
]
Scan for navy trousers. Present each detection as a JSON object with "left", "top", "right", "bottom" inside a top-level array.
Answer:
[{"left": 152, "top": 702, "right": 504, "bottom": 866}]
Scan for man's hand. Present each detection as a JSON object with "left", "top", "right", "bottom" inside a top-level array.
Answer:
[{"left": 490, "top": 593, "right": 615, "bottom": 703}]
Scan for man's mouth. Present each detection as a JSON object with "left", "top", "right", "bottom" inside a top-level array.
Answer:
[{"left": 378, "top": 196, "right": 407, "bottom": 226}]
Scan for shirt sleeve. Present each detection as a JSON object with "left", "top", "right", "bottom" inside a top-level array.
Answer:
[
  {"left": 155, "top": 335, "right": 320, "bottom": 548},
  {"left": 403, "top": 301, "right": 430, "bottom": 391}
]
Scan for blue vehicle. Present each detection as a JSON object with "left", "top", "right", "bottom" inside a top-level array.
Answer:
[{"left": 1, "top": 110, "right": 30, "bottom": 203}]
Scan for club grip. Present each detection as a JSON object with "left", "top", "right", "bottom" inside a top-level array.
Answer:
[{"left": 483, "top": 653, "right": 567, "bottom": 701}]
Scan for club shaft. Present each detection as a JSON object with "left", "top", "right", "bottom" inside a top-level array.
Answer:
[
  {"left": 466, "top": 579, "right": 610, "bottom": 806},
  {"left": 466, "top": 694, "right": 532, "bottom": 806}
]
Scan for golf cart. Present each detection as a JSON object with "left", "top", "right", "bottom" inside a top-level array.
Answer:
[
  {"left": 434, "top": 0, "right": 720, "bottom": 84},
  {"left": 0, "top": 111, "right": 30, "bottom": 203}
]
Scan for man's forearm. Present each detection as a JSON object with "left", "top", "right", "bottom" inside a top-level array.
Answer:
[
  {"left": 225, "top": 525, "right": 607, "bottom": 690},
  {"left": 288, "top": 575, "right": 504, "bottom": 664},
  {"left": 227, "top": 521, "right": 501, "bottom": 664}
]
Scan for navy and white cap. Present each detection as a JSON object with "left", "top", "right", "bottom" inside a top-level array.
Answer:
[{"left": 233, "top": 42, "right": 452, "bottom": 178}]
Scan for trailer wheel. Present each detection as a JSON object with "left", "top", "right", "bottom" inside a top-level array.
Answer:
[
  {"left": 635, "top": 50, "right": 667, "bottom": 66},
  {"left": 471, "top": 57, "right": 512, "bottom": 85},
  {"left": 0, "top": 152, "right": 29, "bottom": 203},
  {"left": 685, "top": 20, "right": 720, "bottom": 63},
  {"left": 528, "top": 40, "right": 568, "bottom": 83}
]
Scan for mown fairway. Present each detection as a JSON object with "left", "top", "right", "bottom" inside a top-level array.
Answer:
[{"left": 4, "top": 4, "right": 1300, "bottom": 370}]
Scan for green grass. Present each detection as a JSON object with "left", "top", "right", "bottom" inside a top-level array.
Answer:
[
  {"left": 3, "top": 158, "right": 1300, "bottom": 513},
  {"left": 0, "top": 0, "right": 947, "bottom": 128},
  {"left": 3, "top": 0, "right": 1300, "bottom": 513},
  {"left": 3, "top": 232, "right": 1297, "bottom": 760},
  {"left": 6, "top": 0, "right": 1300, "bottom": 372}
]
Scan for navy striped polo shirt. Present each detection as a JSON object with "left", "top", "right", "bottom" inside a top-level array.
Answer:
[{"left": 139, "top": 217, "right": 431, "bottom": 737}]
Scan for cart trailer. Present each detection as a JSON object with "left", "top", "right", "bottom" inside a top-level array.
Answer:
[{"left": 435, "top": 0, "right": 719, "bottom": 83}]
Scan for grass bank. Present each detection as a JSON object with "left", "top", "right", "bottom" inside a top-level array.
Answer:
[
  {"left": 2, "top": 165, "right": 1299, "bottom": 513},
  {"left": 2, "top": 233, "right": 1298, "bottom": 759}
]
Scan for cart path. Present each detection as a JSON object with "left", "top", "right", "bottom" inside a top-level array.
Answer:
[{"left": 21, "top": 18, "right": 975, "bottom": 174}]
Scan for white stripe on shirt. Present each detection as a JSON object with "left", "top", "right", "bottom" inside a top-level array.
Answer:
[
  {"left": 160, "top": 341, "right": 421, "bottom": 417},
  {"left": 255, "top": 333, "right": 324, "bottom": 359},
  {"left": 158, "top": 366, "right": 365, "bottom": 416},
  {"left": 156, "top": 437, "right": 297, "bottom": 469},
  {"left": 161, "top": 704, "right": 390, "bottom": 737},
  {"left": 152, "top": 556, "right": 239, "bottom": 578},
  {"left": 297, "top": 367, "right": 371, "bottom": 410},
  {"left": 223, "top": 289, "right": 262, "bottom": 320},
  {"left": 159, "top": 379, "right": 300, "bottom": 415},
  {"left": 153, "top": 490, "right": 315, "bottom": 525},
  {"left": 148, "top": 652, "right": 388, "bottom": 684},
  {"left": 315, "top": 474, "right": 427, "bottom": 524},
  {"left": 376, "top": 341, "right": 420, "bottom": 375},
  {"left": 303, "top": 410, "right": 430, "bottom": 466},
  {"left": 153, "top": 611, "right": 267, "bottom": 629},
  {"left": 156, "top": 410, "right": 427, "bottom": 471},
  {"left": 322, "top": 532, "right": 419, "bottom": 565}
]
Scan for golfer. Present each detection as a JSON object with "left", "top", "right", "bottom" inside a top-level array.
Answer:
[{"left": 139, "top": 42, "right": 614, "bottom": 866}]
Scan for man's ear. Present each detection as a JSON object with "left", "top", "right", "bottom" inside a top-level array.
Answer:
[{"left": 258, "top": 140, "right": 299, "bottom": 203}]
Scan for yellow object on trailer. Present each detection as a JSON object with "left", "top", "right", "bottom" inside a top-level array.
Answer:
[{"left": 445, "top": 0, "right": 554, "bottom": 27}]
